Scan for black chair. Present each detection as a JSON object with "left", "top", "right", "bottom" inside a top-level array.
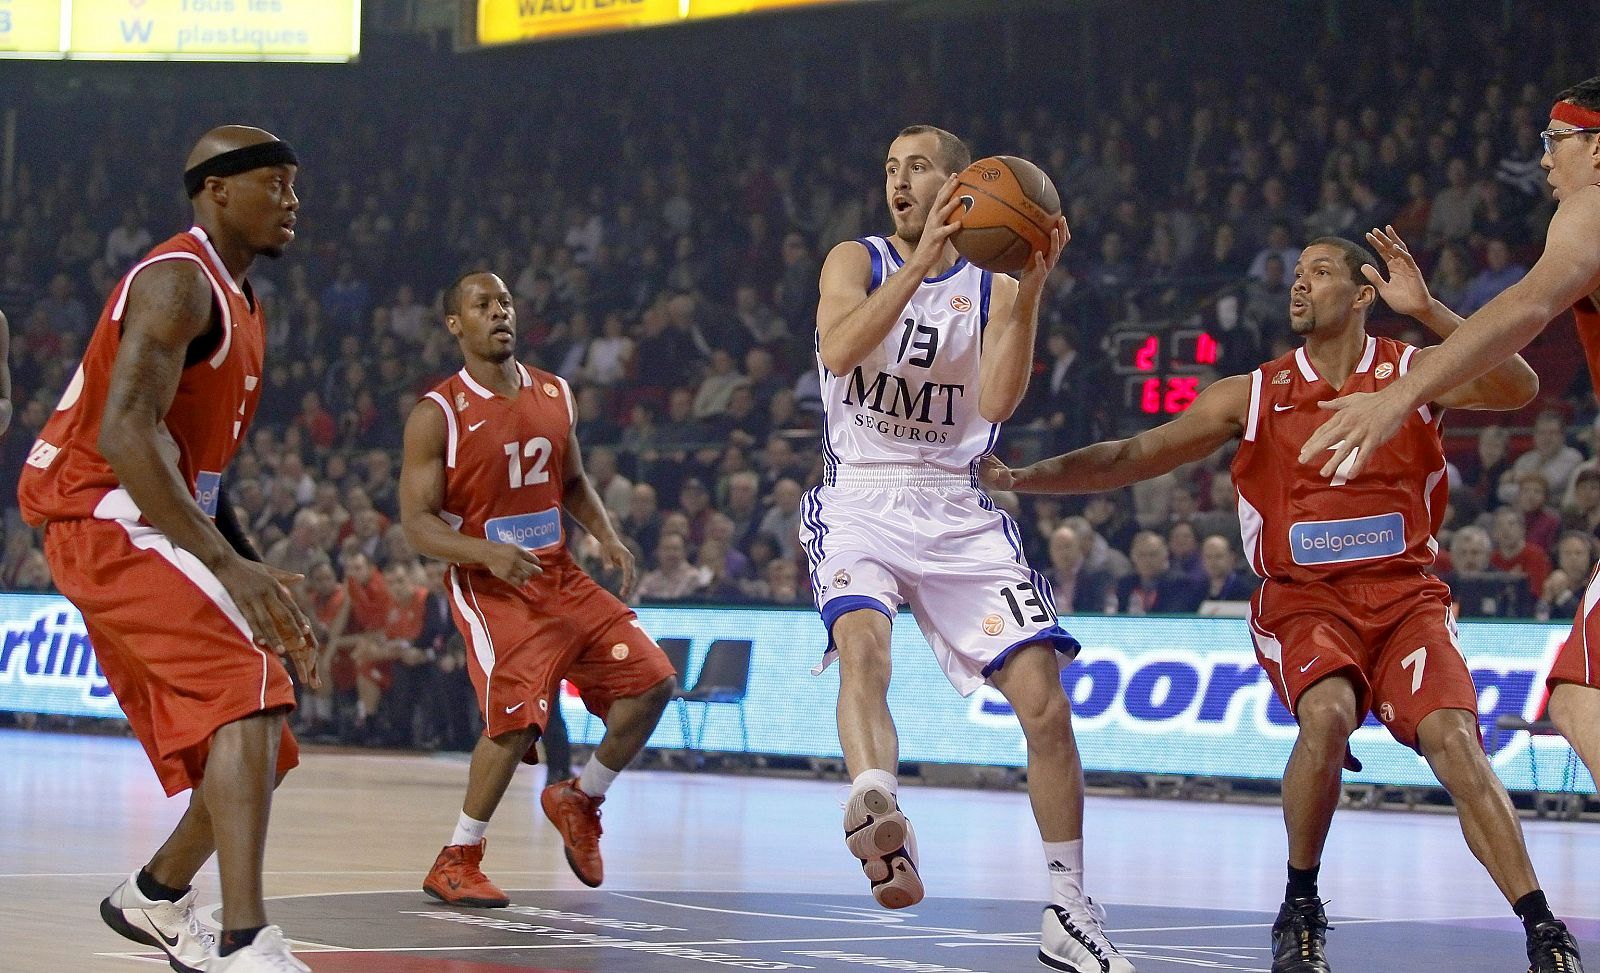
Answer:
[
  {"left": 680, "top": 638, "right": 753, "bottom": 753},
  {"left": 1494, "top": 714, "right": 1585, "bottom": 806},
  {"left": 656, "top": 637, "right": 694, "bottom": 749}
]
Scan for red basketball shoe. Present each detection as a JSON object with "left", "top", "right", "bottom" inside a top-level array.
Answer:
[
  {"left": 422, "top": 841, "right": 510, "bottom": 908},
  {"left": 541, "top": 779, "right": 605, "bottom": 887}
]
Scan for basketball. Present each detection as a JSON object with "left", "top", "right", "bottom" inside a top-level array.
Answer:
[{"left": 948, "top": 155, "right": 1062, "bottom": 274}]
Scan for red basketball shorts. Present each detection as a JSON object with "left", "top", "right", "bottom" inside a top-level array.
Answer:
[
  {"left": 1550, "top": 564, "right": 1600, "bottom": 692},
  {"left": 1249, "top": 575, "right": 1479, "bottom": 750},
  {"left": 446, "top": 560, "right": 675, "bottom": 744},
  {"left": 44, "top": 517, "right": 299, "bottom": 796}
]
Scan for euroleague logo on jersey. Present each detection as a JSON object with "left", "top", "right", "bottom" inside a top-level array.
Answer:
[
  {"left": 1375, "top": 362, "right": 1394, "bottom": 380},
  {"left": 543, "top": 382, "right": 560, "bottom": 398},
  {"left": 950, "top": 295, "right": 972, "bottom": 312}
]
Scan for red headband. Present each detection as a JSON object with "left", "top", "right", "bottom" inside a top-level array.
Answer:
[{"left": 1551, "top": 100, "right": 1600, "bottom": 128}]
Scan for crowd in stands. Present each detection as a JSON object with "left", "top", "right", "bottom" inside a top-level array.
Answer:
[{"left": 3, "top": 2, "right": 1599, "bottom": 744}]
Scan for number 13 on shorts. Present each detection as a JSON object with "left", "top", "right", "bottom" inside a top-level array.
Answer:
[{"left": 999, "top": 581, "right": 1054, "bottom": 627}]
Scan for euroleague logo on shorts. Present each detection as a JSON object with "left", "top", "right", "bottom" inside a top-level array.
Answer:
[
  {"left": 611, "top": 642, "right": 630, "bottom": 660},
  {"left": 982, "top": 613, "right": 1005, "bottom": 636},
  {"left": 1379, "top": 701, "right": 1395, "bottom": 723},
  {"left": 950, "top": 295, "right": 972, "bottom": 312},
  {"left": 832, "top": 569, "right": 851, "bottom": 589}
]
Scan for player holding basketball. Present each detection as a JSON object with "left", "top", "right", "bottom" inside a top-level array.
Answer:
[
  {"left": 17, "top": 126, "right": 317, "bottom": 972},
  {"left": 984, "top": 233, "right": 1585, "bottom": 973},
  {"left": 401, "top": 271, "right": 675, "bottom": 906},
  {"left": 1305, "top": 74, "right": 1600, "bottom": 814},
  {"left": 808, "top": 126, "right": 1126, "bottom": 973}
]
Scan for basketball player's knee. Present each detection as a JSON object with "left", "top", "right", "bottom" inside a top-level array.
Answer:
[
  {"left": 640, "top": 675, "right": 676, "bottom": 710},
  {"left": 1014, "top": 688, "right": 1072, "bottom": 740},
  {"left": 1418, "top": 710, "right": 1484, "bottom": 771},
  {"left": 1295, "top": 693, "right": 1360, "bottom": 745}
]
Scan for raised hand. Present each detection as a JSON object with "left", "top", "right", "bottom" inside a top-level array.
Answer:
[
  {"left": 1018, "top": 216, "right": 1070, "bottom": 303},
  {"left": 1361, "top": 225, "right": 1432, "bottom": 319},
  {"left": 911, "top": 174, "right": 965, "bottom": 270}
]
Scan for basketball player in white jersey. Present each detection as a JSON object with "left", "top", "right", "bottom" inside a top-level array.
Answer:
[{"left": 809, "top": 125, "right": 1133, "bottom": 972}]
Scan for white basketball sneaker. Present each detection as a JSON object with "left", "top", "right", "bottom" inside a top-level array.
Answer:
[
  {"left": 99, "top": 871, "right": 214, "bottom": 973},
  {"left": 1039, "top": 899, "right": 1137, "bottom": 972},
  {"left": 209, "top": 926, "right": 312, "bottom": 972},
  {"left": 842, "top": 782, "right": 924, "bottom": 909}
]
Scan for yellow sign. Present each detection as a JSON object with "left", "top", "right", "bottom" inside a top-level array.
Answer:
[
  {"left": 0, "top": 0, "right": 66, "bottom": 57},
  {"left": 68, "top": 0, "right": 360, "bottom": 61},
  {"left": 479, "top": 0, "right": 863, "bottom": 46}
]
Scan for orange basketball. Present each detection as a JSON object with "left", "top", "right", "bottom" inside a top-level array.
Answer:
[{"left": 948, "top": 155, "right": 1062, "bottom": 274}]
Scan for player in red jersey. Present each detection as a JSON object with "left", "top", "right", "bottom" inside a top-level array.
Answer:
[
  {"left": 1306, "top": 74, "right": 1600, "bottom": 826},
  {"left": 15, "top": 127, "right": 317, "bottom": 973},
  {"left": 401, "top": 271, "right": 675, "bottom": 906},
  {"left": 986, "top": 234, "right": 1585, "bottom": 973}
]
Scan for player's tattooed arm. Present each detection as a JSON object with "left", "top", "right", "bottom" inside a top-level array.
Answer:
[
  {"left": 214, "top": 485, "right": 263, "bottom": 562},
  {"left": 997, "top": 375, "right": 1250, "bottom": 494},
  {"left": 562, "top": 425, "right": 637, "bottom": 598},
  {"left": 100, "top": 259, "right": 313, "bottom": 659},
  {"left": 399, "top": 398, "right": 541, "bottom": 585}
]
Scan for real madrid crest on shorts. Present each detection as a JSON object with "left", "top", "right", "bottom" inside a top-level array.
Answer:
[{"left": 832, "top": 569, "right": 851, "bottom": 589}]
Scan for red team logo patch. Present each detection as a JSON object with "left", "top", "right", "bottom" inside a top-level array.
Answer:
[
  {"left": 454, "top": 391, "right": 469, "bottom": 411},
  {"left": 950, "top": 295, "right": 972, "bottom": 312}
]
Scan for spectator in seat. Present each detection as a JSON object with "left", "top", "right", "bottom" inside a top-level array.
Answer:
[
  {"left": 1498, "top": 411, "right": 1582, "bottom": 506},
  {"left": 1115, "top": 531, "right": 1206, "bottom": 615},
  {"left": 1043, "top": 522, "right": 1112, "bottom": 614},
  {"left": 1537, "top": 532, "right": 1598, "bottom": 622},
  {"left": 1200, "top": 535, "right": 1257, "bottom": 602},
  {"left": 1488, "top": 507, "right": 1549, "bottom": 610},
  {"left": 1512, "top": 472, "right": 1562, "bottom": 555},
  {"left": 633, "top": 533, "right": 710, "bottom": 604}
]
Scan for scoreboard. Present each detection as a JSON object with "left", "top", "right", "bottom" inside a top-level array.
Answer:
[
  {"left": 478, "top": 0, "right": 881, "bottom": 46},
  {"left": 0, "top": 0, "right": 360, "bottom": 61},
  {"left": 1110, "top": 326, "right": 1221, "bottom": 420}
]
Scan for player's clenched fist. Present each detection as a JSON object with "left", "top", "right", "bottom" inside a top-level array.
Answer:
[{"left": 483, "top": 542, "right": 542, "bottom": 586}]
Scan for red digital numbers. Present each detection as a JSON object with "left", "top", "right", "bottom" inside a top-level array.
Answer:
[
  {"left": 1134, "top": 335, "right": 1158, "bottom": 372},
  {"left": 1138, "top": 377, "right": 1200, "bottom": 415},
  {"left": 1194, "top": 332, "right": 1218, "bottom": 365}
]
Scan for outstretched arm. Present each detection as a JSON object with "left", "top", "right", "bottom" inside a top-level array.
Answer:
[
  {"left": 991, "top": 374, "right": 1250, "bottom": 494},
  {"left": 1302, "top": 191, "right": 1600, "bottom": 477},
  {"left": 1360, "top": 226, "right": 1539, "bottom": 411}
]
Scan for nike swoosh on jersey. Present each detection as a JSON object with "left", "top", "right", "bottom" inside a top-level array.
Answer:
[
  {"left": 467, "top": 420, "right": 487, "bottom": 432},
  {"left": 505, "top": 701, "right": 525, "bottom": 714},
  {"left": 1299, "top": 656, "right": 1321, "bottom": 673},
  {"left": 1274, "top": 404, "right": 1294, "bottom": 412}
]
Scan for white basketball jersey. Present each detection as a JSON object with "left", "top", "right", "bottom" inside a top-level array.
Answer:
[{"left": 816, "top": 236, "right": 997, "bottom": 481}]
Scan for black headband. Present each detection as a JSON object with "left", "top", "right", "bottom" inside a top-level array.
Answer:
[{"left": 184, "top": 140, "right": 299, "bottom": 198}]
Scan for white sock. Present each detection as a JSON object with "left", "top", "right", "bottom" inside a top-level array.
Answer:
[
  {"left": 1044, "top": 838, "right": 1085, "bottom": 905},
  {"left": 850, "top": 769, "right": 898, "bottom": 802},
  {"left": 450, "top": 812, "right": 488, "bottom": 848},
  {"left": 578, "top": 756, "right": 620, "bottom": 798}
]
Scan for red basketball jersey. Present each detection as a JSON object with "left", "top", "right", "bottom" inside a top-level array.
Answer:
[
  {"left": 423, "top": 362, "right": 576, "bottom": 577},
  {"left": 1232, "top": 335, "right": 1448, "bottom": 584},
  {"left": 1574, "top": 295, "right": 1600, "bottom": 397},
  {"left": 18, "top": 227, "right": 265, "bottom": 526}
]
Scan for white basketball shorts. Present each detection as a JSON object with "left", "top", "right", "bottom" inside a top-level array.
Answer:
[{"left": 798, "top": 466, "right": 1079, "bottom": 696}]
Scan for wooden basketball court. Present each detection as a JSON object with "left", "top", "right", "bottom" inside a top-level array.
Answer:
[{"left": 3, "top": 730, "right": 1596, "bottom": 971}]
